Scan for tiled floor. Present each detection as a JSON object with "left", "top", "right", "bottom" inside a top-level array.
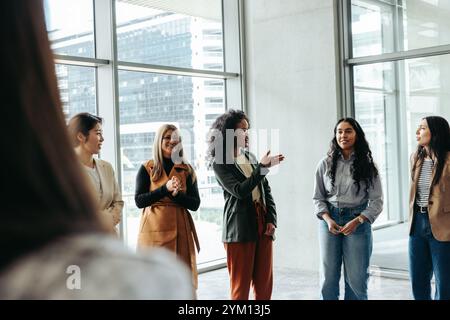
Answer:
[
  {"left": 198, "top": 267, "right": 414, "bottom": 300},
  {"left": 198, "top": 223, "right": 424, "bottom": 300},
  {"left": 371, "top": 223, "right": 409, "bottom": 271}
]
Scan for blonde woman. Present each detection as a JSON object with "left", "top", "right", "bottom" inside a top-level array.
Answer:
[
  {"left": 68, "top": 113, "right": 124, "bottom": 235},
  {"left": 135, "top": 124, "right": 200, "bottom": 290}
]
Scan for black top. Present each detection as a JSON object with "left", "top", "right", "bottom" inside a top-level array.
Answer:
[{"left": 134, "top": 159, "right": 200, "bottom": 211}]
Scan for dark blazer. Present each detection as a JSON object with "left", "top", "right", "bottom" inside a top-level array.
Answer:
[{"left": 213, "top": 151, "right": 277, "bottom": 243}]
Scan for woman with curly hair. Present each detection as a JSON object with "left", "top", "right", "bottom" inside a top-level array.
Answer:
[
  {"left": 409, "top": 116, "right": 450, "bottom": 300},
  {"left": 207, "top": 110, "right": 284, "bottom": 300},
  {"left": 313, "top": 118, "right": 383, "bottom": 300}
]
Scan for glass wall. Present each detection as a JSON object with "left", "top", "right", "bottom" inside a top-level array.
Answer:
[
  {"left": 44, "top": 0, "right": 241, "bottom": 267},
  {"left": 115, "top": 0, "right": 226, "bottom": 264},
  {"left": 116, "top": 0, "right": 223, "bottom": 71},
  {"left": 118, "top": 72, "right": 225, "bottom": 264},
  {"left": 44, "top": 0, "right": 95, "bottom": 58},
  {"left": 346, "top": 0, "right": 450, "bottom": 227},
  {"left": 354, "top": 62, "right": 395, "bottom": 224},
  {"left": 351, "top": 0, "right": 450, "bottom": 57},
  {"left": 54, "top": 64, "right": 97, "bottom": 120}
]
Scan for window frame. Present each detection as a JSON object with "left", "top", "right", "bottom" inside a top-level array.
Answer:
[
  {"left": 47, "top": 0, "right": 244, "bottom": 270},
  {"left": 338, "top": 0, "right": 450, "bottom": 229}
]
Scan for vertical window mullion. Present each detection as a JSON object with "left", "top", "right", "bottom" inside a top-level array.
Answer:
[
  {"left": 223, "top": 0, "right": 244, "bottom": 111},
  {"left": 341, "top": 0, "right": 354, "bottom": 117},
  {"left": 94, "top": 0, "right": 124, "bottom": 237}
]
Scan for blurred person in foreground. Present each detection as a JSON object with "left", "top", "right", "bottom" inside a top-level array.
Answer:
[{"left": 0, "top": 0, "right": 193, "bottom": 299}]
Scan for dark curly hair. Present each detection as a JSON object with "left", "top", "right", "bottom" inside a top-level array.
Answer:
[
  {"left": 327, "top": 118, "right": 379, "bottom": 196},
  {"left": 206, "top": 109, "right": 249, "bottom": 166},
  {"left": 411, "top": 116, "right": 450, "bottom": 186}
]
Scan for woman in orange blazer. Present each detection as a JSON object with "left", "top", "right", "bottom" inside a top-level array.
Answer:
[
  {"left": 135, "top": 124, "right": 200, "bottom": 291},
  {"left": 409, "top": 116, "right": 450, "bottom": 300}
]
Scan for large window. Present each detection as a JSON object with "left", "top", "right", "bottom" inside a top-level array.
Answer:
[
  {"left": 116, "top": 0, "right": 224, "bottom": 71},
  {"left": 45, "top": 0, "right": 95, "bottom": 58},
  {"left": 118, "top": 72, "right": 226, "bottom": 264},
  {"left": 341, "top": 0, "right": 450, "bottom": 226},
  {"left": 44, "top": 0, "right": 242, "bottom": 268},
  {"left": 55, "top": 64, "right": 97, "bottom": 119}
]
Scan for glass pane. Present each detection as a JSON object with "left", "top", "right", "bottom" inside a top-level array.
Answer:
[
  {"left": 55, "top": 64, "right": 96, "bottom": 121},
  {"left": 404, "top": 54, "right": 450, "bottom": 157},
  {"left": 115, "top": 0, "right": 224, "bottom": 71},
  {"left": 354, "top": 56, "right": 450, "bottom": 225},
  {"left": 44, "top": 0, "right": 95, "bottom": 58},
  {"left": 402, "top": 0, "right": 450, "bottom": 51},
  {"left": 354, "top": 62, "right": 395, "bottom": 225},
  {"left": 118, "top": 71, "right": 226, "bottom": 264},
  {"left": 351, "top": 0, "right": 395, "bottom": 57}
]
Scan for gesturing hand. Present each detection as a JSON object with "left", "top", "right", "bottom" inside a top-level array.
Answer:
[{"left": 260, "top": 150, "right": 285, "bottom": 168}]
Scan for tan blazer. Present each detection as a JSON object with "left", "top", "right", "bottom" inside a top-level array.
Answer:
[
  {"left": 93, "top": 158, "right": 124, "bottom": 234},
  {"left": 409, "top": 152, "right": 450, "bottom": 241}
]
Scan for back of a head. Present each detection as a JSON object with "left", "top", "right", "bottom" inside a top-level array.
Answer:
[
  {"left": 0, "top": 1, "right": 106, "bottom": 271},
  {"left": 0, "top": 2, "right": 194, "bottom": 302},
  {"left": 0, "top": 234, "right": 194, "bottom": 300}
]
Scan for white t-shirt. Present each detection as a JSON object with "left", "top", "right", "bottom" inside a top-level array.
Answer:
[{"left": 84, "top": 163, "right": 103, "bottom": 201}]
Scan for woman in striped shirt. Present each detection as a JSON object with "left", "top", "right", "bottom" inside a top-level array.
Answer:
[{"left": 409, "top": 116, "right": 450, "bottom": 300}]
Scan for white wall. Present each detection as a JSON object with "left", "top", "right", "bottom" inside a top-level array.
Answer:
[{"left": 243, "top": 0, "right": 339, "bottom": 271}]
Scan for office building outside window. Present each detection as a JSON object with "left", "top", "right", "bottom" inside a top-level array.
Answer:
[
  {"left": 341, "top": 0, "right": 450, "bottom": 226},
  {"left": 337, "top": 0, "right": 450, "bottom": 273},
  {"left": 44, "top": 0, "right": 241, "bottom": 267}
]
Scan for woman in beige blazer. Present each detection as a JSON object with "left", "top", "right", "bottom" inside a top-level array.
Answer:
[
  {"left": 409, "top": 115, "right": 450, "bottom": 300},
  {"left": 68, "top": 113, "right": 124, "bottom": 235}
]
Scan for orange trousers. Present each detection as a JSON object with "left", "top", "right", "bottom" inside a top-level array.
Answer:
[{"left": 224, "top": 201, "right": 273, "bottom": 300}]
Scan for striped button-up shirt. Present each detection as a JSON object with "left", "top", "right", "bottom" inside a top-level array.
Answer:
[{"left": 416, "top": 158, "right": 434, "bottom": 207}]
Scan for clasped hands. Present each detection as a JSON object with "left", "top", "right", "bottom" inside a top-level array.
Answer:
[
  {"left": 323, "top": 213, "right": 360, "bottom": 236},
  {"left": 166, "top": 176, "right": 183, "bottom": 197}
]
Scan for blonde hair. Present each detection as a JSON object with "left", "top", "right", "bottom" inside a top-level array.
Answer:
[{"left": 152, "top": 124, "right": 190, "bottom": 181}]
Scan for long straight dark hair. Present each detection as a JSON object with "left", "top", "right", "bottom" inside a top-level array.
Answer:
[
  {"left": 411, "top": 116, "right": 450, "bottom": 186},
  {"left": 327, "top": 118, "right": 379, "bottom": 195},
  {"left": 0, "top": 1, "right": 107, "bottom": 271}
]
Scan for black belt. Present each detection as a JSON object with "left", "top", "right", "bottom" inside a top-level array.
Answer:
[{"left": 415, "top": 204, "right": 428, "bottom": 213}]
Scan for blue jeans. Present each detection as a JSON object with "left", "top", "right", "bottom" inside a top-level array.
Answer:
[
  {"left": 409, "top": 210, "right": 450, "bottom": 300},
  {"left": 319, "top": 203, "right": 372, "bottom": 300}
]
